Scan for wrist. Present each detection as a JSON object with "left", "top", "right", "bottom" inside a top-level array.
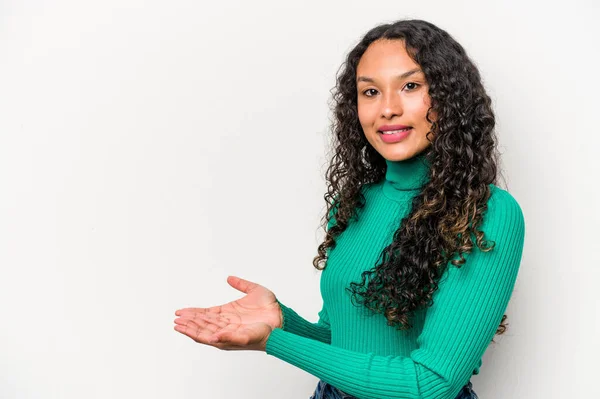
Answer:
[
  {"left": 275, "top": 298, "right": 285, "bottom": 329},
  {"left": 279, "top": 308, "right": 284, "bottom": 329},
  {"left": 259, "top": 327, "right": 272, "bottom": 352}
]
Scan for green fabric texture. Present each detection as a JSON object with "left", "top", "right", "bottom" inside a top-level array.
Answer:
[{"left": 266, "top": 152, "right": 526, "bottom": 399}]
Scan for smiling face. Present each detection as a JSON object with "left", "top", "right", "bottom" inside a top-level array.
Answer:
[{"left": 356, "top": 39, "right": 435, "bottom": 162}]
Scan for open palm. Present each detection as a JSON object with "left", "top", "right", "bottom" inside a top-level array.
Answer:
[{"left": 174, "top": 276, "right": 282, "bottom": 351}]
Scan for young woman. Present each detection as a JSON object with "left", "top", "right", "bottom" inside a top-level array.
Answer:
[{"left": 174, "top": 19, "right": 525, "bottom": 399}]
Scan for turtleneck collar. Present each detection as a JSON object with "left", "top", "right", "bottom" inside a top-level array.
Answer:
[{"left": 381, "top": 151, "right": 431, "bottom": 201}]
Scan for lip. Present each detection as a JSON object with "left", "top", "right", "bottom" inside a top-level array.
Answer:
[
  {"left": 378, "top": 124, "right": 411, "bottom": 132},
  {"left": 378, "top": 128, "right": 412, "bottom": 143}
]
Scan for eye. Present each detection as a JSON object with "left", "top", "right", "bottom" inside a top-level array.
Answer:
[
  {"left": 362, "top": 88, "right": 378, "bottom": 97},
  {"left": 404, "top": 82, "right": 420, "bottom": 91}
]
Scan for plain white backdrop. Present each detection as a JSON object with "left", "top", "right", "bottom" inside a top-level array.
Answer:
[{"left": 1, "top": 0, "right": 598, "bottom": 398}]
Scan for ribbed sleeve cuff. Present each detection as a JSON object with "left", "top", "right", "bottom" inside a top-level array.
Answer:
[{"left": 276, "top": 299, "right": 331, "bottom": 344}]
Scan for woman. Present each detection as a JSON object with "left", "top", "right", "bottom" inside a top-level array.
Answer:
[{"left": 174, "top": 19, "right": 525, "bottom": 399}]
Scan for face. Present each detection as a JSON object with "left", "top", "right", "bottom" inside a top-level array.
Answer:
[{"left": 356, "top": 39, "right": 435, "bottom": 162}]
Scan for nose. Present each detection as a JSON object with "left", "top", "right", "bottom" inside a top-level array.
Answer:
[{"left": 381, "top": 91, "right": 403, "bottom": 119}]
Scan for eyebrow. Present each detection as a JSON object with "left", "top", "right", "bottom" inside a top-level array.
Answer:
[{"left": 356, "top": 68, "right": 423, "bottom": 83}]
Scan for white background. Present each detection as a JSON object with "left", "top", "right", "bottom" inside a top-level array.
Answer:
[{"left": 1, "top": 1, "right": 598, "bottom": 398}]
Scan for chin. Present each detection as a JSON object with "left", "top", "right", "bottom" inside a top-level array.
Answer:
[
  {"left": 378, "top": 147, "right": 419, "bottom": 162},
  {"left": 366, "top": 132, "right": 430, "bottom": 161},
  {"left": 383, "top": 142, "right": 431, "bottom": 161}
]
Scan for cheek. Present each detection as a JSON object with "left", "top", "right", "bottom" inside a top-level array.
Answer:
[
  {"left": 408, "top": 101, "right": 433, "bottom": 126},
  {"left": 357, "top": 103, "right": 375, "bottom": 127},
  {"left": 420, "top": 93, "right": 434, "bottom": 121}
]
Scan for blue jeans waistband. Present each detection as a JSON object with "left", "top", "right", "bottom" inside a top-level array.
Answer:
[{"left": 309, "top": 379, "right": 478, "bottom": 399}]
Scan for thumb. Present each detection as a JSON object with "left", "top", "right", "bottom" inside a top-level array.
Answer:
[{"left": 227, "top": 275, "right": 259, "bottom": 294}]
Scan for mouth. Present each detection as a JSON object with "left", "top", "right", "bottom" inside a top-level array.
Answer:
[{"left": 378, "top": 127, "right": 412, "bottom": 135}]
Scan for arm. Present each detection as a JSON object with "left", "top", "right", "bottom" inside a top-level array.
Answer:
[
  {"left": 276, "top": 299, "right": 332, "bottom": 344},
  {"left": 265, "top": 189, "right": 526, "bottom": 399}
]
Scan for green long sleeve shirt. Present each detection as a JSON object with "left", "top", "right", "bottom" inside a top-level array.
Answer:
[{"left": 264, "top": 152, "right": 526, "bottom": 399}]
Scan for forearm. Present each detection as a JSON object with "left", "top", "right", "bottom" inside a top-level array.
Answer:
[{"left": 276, "top": 299, "right": 331, "bottom": 344}]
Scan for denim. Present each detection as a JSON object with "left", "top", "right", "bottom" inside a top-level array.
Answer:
[{"left": 309, "top": 379, "right": 479, "bottom": 399}]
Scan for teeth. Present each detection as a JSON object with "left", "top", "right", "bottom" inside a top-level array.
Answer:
[{"left": 381, "top": 128, "right": 410, "bottom": 134}]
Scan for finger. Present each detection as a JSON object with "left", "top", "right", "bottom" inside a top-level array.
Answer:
[
  {"left": 174, "top": 316, "right": 220, "bottom": 334},
  {"left": 175, "top": 306, "right": 222, "bottom": 316},
  {"left": 211, "top": 341, "right": 248, "bottom": 351},
  {"left": 179, "top": 314, "right": 228, "bottom": 332},
  {"left": 209, "top": 339, "right": 249, "bottom": 351},
  {"left": 213, "top": 330, "right": 252, "bottom": 347},
  {"left": 177, "top": 310, "right": 226, "bottom": 320},
  {"left": 174, "top": 319, "right": 217, "bottom": 344},
  {"left": 227, "top": 275, "right": 260, "bottom": 294},
  {"left": 177, "top": 311, "right": 234, "bottom": 328},
  {"left": 174, "top": 319, "right": 251, "bottom": 351},
  {"left": 175, "top": 319, "right": 230, "bottom": 345}
]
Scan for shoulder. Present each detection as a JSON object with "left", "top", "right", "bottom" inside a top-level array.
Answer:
[
  {"left": 481, "top": 184, "right": 526, "bottom": 243},
  {"left": 487, "top": 184, "right": 525, "bottom": 219}
]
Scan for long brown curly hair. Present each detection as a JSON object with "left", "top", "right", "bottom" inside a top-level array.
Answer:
[{"left": 312, "top": 19, "right": 510, "bottom": 338}]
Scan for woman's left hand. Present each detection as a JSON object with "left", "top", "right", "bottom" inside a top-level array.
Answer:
[{"left": 174, "top": 311, "right": 273, "bottom": 352}]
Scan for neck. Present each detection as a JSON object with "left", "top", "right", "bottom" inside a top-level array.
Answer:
[{"left": 381, "top": 151, "right": 430, "bottom": 201}]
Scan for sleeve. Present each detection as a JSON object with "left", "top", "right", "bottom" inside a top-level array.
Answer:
[
  {"left": 265, "top": 189, "right": 526, "bottom": 399},
  {"left": 276, "top": 299, "right": 332, "bottom": 344}
]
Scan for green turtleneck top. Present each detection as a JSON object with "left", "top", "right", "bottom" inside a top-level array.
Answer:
[{"left": 265, "top": 152, "right": 526, "bottom": 399}]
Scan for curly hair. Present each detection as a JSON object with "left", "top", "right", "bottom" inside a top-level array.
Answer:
[{"left": 312, "top": 19, "right": 510, "bottom": 339}]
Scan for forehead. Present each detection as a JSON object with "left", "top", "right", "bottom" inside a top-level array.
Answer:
[{"left": 356, "top": 39, "right": 420, "bottom": 75}]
